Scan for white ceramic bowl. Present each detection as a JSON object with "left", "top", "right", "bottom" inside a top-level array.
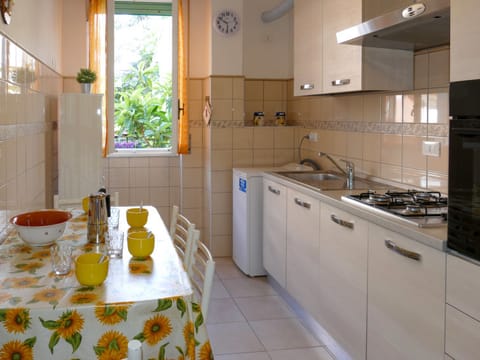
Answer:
[{"left": 10, "top": 210, "right": 72, "bottom": 247}]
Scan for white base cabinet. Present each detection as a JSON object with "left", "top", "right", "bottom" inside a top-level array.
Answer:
[
  {"left": 317, "top": 203, "right": 368, "bottom": 360},
  {"left": 367, "top": 224, "right": 446, "bottom": 360},
  {"left": 262, "top": 179, "right": 287, "bottom": 287},
  {"left": 286, "top": 188, "right": 320, "bottom": 315}
]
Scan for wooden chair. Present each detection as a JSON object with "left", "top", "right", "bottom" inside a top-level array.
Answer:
[
  {"left": 169, "top": 205, "right": 197, "bottom": 271},
  {"left": 53, "top": 191, "right": 119, "bottom": 209},
  {"left": 187, "top": 231, "right": 215, "bottom": 321}
]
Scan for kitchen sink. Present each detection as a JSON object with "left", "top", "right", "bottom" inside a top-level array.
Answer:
[{"left": 274, "top": 170, "right": 389, "bottom": 191}]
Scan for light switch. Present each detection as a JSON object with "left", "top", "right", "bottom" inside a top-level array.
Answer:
[{"left": 422, "top": 141, "right": 441, "bottom": 157}]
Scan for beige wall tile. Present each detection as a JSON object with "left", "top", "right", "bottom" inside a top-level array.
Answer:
[
  {"left": 211, "top": 77, "right": 233, "bottom": 100},
  {"left": 427, "top": 172, "right": 448, "bottom": 193},
  {"left": 149, "top": 187, "right": 170, "bottom": 207},
  {"left": 212, "top": 213, "right": 232, "bottom": 236},
  {"left": 264, "top": 80, "right": 286, "bottom": 101},
  {"left": 212, "top": 192, "right": 232, "bottom": 214},
  {"left": 129, "top": 157, "right": 149, "bottom": 168},
  {"left": 319, "top": 130, "right": 347, "bottom": 157},
  {"left": 232, "top": 149, "right": 254, "bottom": 167},
  {"left": 189, "top": 79, "right": 203, "bottom": 100},
  {"left": 109, "top": 167, "right": 129, "bottom": 188},
  {"left": 232, "top": 99, "right": 245, "bottom": 122},
  {"left": 211, "top": 170, "right": 232, "bottom": 193},
  {"left": 381, "top": 134, "right": 402, "bottom": 165},
  {"left": 402, "top": 135, "right": 427, "bottom": 170},
  {"left": 181, "top": 168, "right": 203, "bottom": 189},
  {"left": 361, "top": 160, "right": 381, "bottom": 178},
  {"left": 148, "top": 157, "right": 170, "bottom": 168},
  {"left": 233, "top": 77, "right": 244, "bottom": 100},
  {"left": 129, "top": 167, "right": 149, "bottom": 188},
  {"left": 403, "top": 90, "right": 428, "bottom": 123},
  {"left": 363, "top": 93, "right": 382, "bottom": 123},
  {"left": 333, "top": 94, "right": 364, "bottom": 122},
  {"left": 427, "top": 136, "right": 449, "bottom": 174},
  {"left": 245, "top": 80, "right": 264, "bottom": 101},
  {"left": 182, "top": 188, "right": 203, "bottom": 209},
  {"left": 274, "top": 149, "right": 295, "bottom": 166},
  {"left": 253, "top": 149, "right": 274, "bottom": 166},
  {"left": 363, "top": 133, "right": 382, "bottom": 162},
  {"left": 274, "top": 127, "right": 295, "bottom": 148},
  {"left": 428, "top": 87, "right": 449, "bottom": 124},
  {"left": 245, "top": 100, "right": 264, "bottom": 122},
  {"left": 212, "top": 99, "right": 233, "bottom": 121},
  {"left": 380, "top": 164, "right": 402, "bottom": 183},
  {"left": 264, "top": 101, "right": 287, "bottom": 120},
  {"left": 129, "top": 187, "right": 149, "bottom": 205},
  {"left": 381, "top": 94, "right": 403, "bottom": 123},
  {"left": 148, "top": 167, "right": 170, "bottom": 187},
  {"left": 211, "top": 149, "right": 233, "bottom": 171},
  {"left": 182, "top": 148, "right": 203, "bottom": 168},
  {"left": 233, "top": 127, "right": 254, "bottom": 149},
  {"left": 189, "top": 99, "right": 203, "bottom": 121},
  {"left": 189, "top": 127, "right": 203, "bottom": 148},
  {"left": 211, "top": 128, "right": 233, "bottom": 150},
  {"left": 402, "top": 168, "right": 427, "bottom": 188},
  {"left": 346, "top": 132, "right": 363, "bottom": 160},
  {"left": 253, "top": 127, "right": 274, "bottom": 149},
  {"left": 212, "top": 235, "right": 232, "bottom": 257}
]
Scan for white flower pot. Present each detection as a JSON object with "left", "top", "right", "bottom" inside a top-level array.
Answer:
[{"left": 80, "top": 83, "right": 92, "bottom": 94}]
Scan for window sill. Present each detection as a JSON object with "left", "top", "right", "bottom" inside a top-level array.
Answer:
[{"left": 108, "top": 148, "right": 178, "bottom": 158}]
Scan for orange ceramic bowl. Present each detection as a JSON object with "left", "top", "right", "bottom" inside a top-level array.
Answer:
[
  {"left": 127, "top": 231, "right": 155, "bottom": 259},
  {"left": 126, "top": 208, "right": 149, "bottom": 228},
  {"left": 10, "top": 210, "right": 72, "bottom": 247},
  {"left": 75, "top": 253, "right": 109, "bottom": 286}
]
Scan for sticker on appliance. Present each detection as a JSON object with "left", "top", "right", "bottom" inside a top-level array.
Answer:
[{"left": 239, "top": 178, "right": 247, "bottom": 193}]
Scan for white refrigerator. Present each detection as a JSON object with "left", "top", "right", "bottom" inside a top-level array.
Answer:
[{"left": 232, "top": 168, "right": 268, "bottom": 276}]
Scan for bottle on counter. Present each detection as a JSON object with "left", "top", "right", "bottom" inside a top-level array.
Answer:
[
  {"left": 253, "top": 112, "right": 265, "bottom": 126},
  {"left": 275, "top": 112, "right": 286, "bottom": 126}
]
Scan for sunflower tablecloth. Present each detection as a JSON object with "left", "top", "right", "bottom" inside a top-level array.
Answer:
[{"left": 0, "top": 206, "right": 213, "bottom": 360}]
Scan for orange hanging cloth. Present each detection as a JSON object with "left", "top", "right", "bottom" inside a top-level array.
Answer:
[{"left": 177, "top": 0, "right": 190, "bottom": 154}]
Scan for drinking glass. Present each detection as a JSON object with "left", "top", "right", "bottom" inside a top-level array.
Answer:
[
  {"left": 106, "top": 229, "right": 124, "bottom": 258},
  {"left": 50, "top": 243, "right": 73, "bottom": 275}
]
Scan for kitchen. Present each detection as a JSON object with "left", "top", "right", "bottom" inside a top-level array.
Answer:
[{"left": 0, "top": 0, "right": 479, "bottom": 359}]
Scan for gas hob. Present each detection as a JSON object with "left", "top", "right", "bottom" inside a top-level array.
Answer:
[{"left": 341, "top": 190, "right": 448, "bottom": 228}]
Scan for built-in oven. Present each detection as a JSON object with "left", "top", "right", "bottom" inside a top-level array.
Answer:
[{"left": 447, "top": 79, "right": 480, "bottom": 262}]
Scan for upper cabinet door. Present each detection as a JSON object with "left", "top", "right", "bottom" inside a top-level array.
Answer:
[{"left": 293, "top": 0, "right": 323, "bottom": 96}]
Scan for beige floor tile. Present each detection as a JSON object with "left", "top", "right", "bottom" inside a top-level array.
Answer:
[
  {"left": 207, "top": 322, "right": 265, "bottom": 355},
  {"left": 215, "top": 261, "right": 247, "bottom": 280},
  {"left": 235, "top": 295, "right": 295, "bottom": 321},
  {"left": 211, "top": 279, "right": 231, "bottom": 299},
  {"left": 222, "top": 277, "right": 277, "bottom": 298},
  {"left": 269, "top": 347, "right": 335, "bottom": 360},
  {"left": 215, "top": 353, "right": 271, "bottom": 360},
  {"left": 250, "top": 318, "right": 321, "bottom": 351},
  {"left": 207, "top": 298, "right": 246, "bottom": 324}
]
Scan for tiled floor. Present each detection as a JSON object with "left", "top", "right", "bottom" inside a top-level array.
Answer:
[{"left": 207, "top": 257, "right": 335, "bottom": 360}]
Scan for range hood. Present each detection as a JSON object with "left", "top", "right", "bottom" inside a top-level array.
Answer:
[{"left": 336, "top": 0, "right": 450, "bottom": 51}]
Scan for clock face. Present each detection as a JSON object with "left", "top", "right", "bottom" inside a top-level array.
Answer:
[{"left": 214, "top": 9, "right": 240, "bottom": 36}]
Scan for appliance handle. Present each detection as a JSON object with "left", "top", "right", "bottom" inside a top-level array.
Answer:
[
  {"left": 300, "top": 83, "right": 314, "bottom": 90},
  {"left": 331, "top": 79, "right": 351, "bottom": 86},
  {"left": 294, "top": 197, "right": 311, "bottom": 209},
  {"left": 267, "top": 186, "right": 280, "bottom": 195},
  {"left": 330, "top": 214, "right": 354, "bottom": 229},
  {"left": 384, "top": 239, "right": 422, "bottom": 261}
]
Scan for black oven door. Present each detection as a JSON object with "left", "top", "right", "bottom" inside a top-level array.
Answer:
[{"left": 448, "top": 120, "right": 480, "bottom": 261}]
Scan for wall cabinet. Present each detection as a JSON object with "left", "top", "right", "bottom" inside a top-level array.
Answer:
[
  {"left": 262, "top": 179, "right": 288, "bottom": 287},
  {"left": 293, "top": 0, "right": 323, "bottom": 96},
  {"left": 367, "top": 224, "right": 446, "bottom": 360},
  {"left": 294, "top": 0, "right": 413, "bottom": 96},
  {"left": 445, "top": 254, "right": 480, "bottom": 359},
  {"left": 451, "top": 0, "right": 480, "bottom": 81},
  {"left": 317, "top": 203, "right": 368, "bottom": 360},
  {"left": 286, "top": 188, "right": 320, "bottom": 314}
]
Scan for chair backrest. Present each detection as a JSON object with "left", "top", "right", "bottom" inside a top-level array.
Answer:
[
  {"left": 188, "top": 232, "right": 215, "bottom": 321},
  {"left": 54, "top": 191, "right": 120, "bottom": 209},
  {"left": 170, "top": 205, "right": 197, "bottom": 271}
]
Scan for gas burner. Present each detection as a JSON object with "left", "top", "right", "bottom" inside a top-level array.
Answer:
[
  {"left": 367, "top": 193, "right": 391, "bottom": 205},
  {"left": 403, "top": 204, "right": 424, "bottom": 215}
]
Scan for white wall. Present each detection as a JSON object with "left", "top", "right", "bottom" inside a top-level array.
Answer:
[
  {"left": 243, "top": 0, "right": 293, "bottom": 79},
  {"left": 189, "top": 0, "right": 211, "bottom": 78},
  {"left": 0, "top": 0, "right": 64, "bottom": 72},
  {"left": 62, "top": 0, "right": 88, "bottom": 77}
]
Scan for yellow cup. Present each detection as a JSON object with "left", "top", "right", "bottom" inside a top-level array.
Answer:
[
  {"left": 126, "top": 208, "right": 149, "bottom": 228},
  {"left": 127, "top": 231, "right": 155, "bottom": 259},
  {"left": 75, "top": 253, "right": 109, "bottom": 286},
  {"left": 82, "top": 197, "right": 89, "bottom": 213}
]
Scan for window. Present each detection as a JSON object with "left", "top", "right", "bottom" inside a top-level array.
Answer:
[{"left": 111, "top": 1, "right": 177, "bottom": 155}]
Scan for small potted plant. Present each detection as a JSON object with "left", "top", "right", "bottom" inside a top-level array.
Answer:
[{"left": 76, "top": 68, "right": 97, "bottom": 93}]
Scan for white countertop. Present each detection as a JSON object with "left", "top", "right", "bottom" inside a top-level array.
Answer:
[{"left": 263, "top": 171, "right": 447, "bottom": 251}]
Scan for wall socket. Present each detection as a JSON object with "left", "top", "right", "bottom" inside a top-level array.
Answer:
[
  {"left": 422, "top": 141, "right": 441, "bottom": 157},
  {"left": 308, "top": 132, "right": 318, "bottom": 142}
]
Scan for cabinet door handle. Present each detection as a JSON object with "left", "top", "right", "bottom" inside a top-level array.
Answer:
[
  {"left": 300, "top": 83, "right": 314, "bottom": 90},
  {"left": 384, "top": 239, "right": 422, "bottom": 261},
  {"left": 330, "top": 214, "right": 354, "bottom": 229},
  {"left": 294, "top": 197, "right": 311, "bottom": 209},
  {"left": 268, "top": 186, "right": 280, "bottom": 195},
  {"left": 331, "top": 79, "right": 351, "bottom": 86}
]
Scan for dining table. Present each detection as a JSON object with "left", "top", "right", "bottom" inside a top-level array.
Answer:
[{"left": 0, "top": 206, "right": 213, "bottom": 360}]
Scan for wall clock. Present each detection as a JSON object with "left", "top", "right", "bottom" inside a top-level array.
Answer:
[
  {"left": 214, "top": 9, "right": 240, "bottom": 36},
  {"left": 1, "top": 0, "right": 13, "bottom": 25}
]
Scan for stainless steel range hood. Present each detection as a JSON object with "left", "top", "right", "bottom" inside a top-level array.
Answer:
[{"left": 336, "top": 0, "right": 450, "bottom": 51}]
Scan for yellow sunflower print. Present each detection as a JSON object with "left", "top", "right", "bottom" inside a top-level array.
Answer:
[
  {"left": 31, "top": 249, "right": 51, "bottom": 259},
  {"left": 94, "top": 303, "right": 130, "bottom": 325},
  {"left": 3, "top": 276, "right": 40, "bottom": 289},
  {"left": 0, "top": 293, "right": 12, "bottom": 304},
  {"left": 56, "top": 310, "right": 84, "bottom": 339},
  {"left": 15, "top": 261, "right": 44, "bottom": 273},
  {"left": 144, "top": 314, "right": 172, "bottom": 345},
  {"left": 129, "top": 262, "right": 151, "bottom": 274},
  {"left": 8, "top": 245, "right": 31, "bottom": 255},
  {"left": 32, "top": 287, "right": 65, "bottom": 303},
  {"left": 199, "top": 341, "right": 213, "bottom": 360},
  {"left": 96, "top": 330, "right": 128, "bottom": 359},
  {"left": 4, "top": 308, "right": 31, "bottom": 334},
  {"left": 70, "top": 292, "right": 98, "bottom": 304},
  {"left": 183, "top": 321, "right": 195, "bottom": 358},
  {"left": 0, "top": 340, "right": 33, "bottom": 360}
]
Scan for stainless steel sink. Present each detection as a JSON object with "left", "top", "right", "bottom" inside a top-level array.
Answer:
[{"left": 274, "top": 170, "right": 389, "bottom": 191}]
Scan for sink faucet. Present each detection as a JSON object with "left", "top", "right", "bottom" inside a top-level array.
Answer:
[{"left": 318, "top": 152, "right": 355, "bottom": 189}]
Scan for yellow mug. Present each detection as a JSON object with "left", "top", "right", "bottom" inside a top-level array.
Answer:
[{"left": 82, "top": 197, "right": 89, "bottom": 213}]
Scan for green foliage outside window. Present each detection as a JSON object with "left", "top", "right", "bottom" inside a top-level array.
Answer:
[{"left": 114, "top": 47, "right": 172, "bottom": 149}]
